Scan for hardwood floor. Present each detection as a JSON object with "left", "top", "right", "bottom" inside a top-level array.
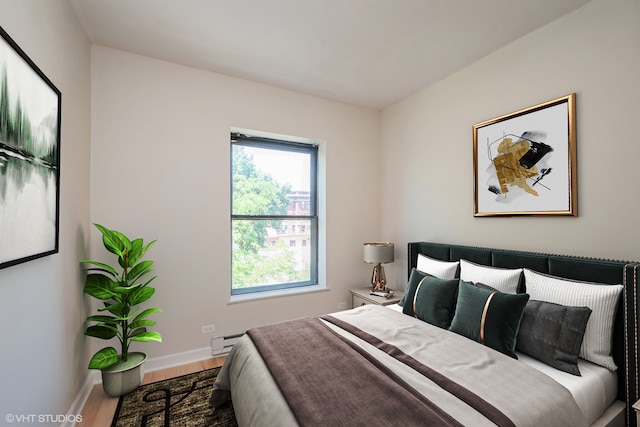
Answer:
[{"left": 80, "top": 356, "right": 227, "bottom": 426}]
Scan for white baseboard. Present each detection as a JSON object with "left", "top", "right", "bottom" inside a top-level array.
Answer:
[
  {"left": 62, "top": 374, "right": 96, "bottom": 427},
  {"left": 68, "top": 346, "right": 215, "bottom": 426}
]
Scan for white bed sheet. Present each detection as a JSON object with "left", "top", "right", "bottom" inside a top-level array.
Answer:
[
  {"left": 387, "top": 303, "right": 618, "bottom": 425},
  {"left": 517, "top": 353, "right": 617, "bottom": 425}
]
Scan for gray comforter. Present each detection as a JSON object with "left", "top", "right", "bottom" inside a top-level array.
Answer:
[{"left": 212, "top": 305, "right": 587, "bottom": 427}]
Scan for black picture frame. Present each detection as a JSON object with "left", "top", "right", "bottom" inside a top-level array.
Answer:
[{"left": 0, "top": 26, "right": 61, "bottom": 269}]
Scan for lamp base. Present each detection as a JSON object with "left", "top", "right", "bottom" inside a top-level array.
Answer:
[{"left": 371, "top": 263, "right": 387, "bottom": 292}]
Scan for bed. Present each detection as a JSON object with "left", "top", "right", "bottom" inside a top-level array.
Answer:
[{"left": 211, "top": 242, "right": 640, "bottom": 426}]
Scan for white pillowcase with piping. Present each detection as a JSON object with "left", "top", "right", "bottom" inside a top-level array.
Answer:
[
  {"left": 459, "top": 259, "right": 521, "bottom": 294},
  {"left": 416, "top": 254, "right": 458, "bottom": 279},
  {"left": 523, "top": 268, "right": 623, "bottom": 371}
]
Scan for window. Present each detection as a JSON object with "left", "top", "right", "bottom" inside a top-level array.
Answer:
[{"left": 231, "top": 131, "right": 318, "bottom": 295}]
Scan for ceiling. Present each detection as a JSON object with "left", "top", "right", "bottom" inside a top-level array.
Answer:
[{"left": 70, "top": 0, "right": 592, "bottom": 110}]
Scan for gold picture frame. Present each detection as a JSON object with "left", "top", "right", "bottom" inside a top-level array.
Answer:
[{"left": 473, "top": 94, "right": 577, "bottom": 217}]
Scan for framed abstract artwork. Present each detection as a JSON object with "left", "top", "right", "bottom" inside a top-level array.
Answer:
[
  {"left": 0, "top": 26, "right": 61, "bottom": 269},
  {"left": 473, "top": 94, "right": 576, "bottom": 217}
]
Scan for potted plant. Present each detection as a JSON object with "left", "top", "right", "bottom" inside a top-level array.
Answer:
[{"left": 82, "top": 224, "right": 162, "bottom": 397}]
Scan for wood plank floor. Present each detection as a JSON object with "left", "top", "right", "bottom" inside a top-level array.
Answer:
[{"left": 80, "top": 356, "right": 226, "bottom": 427}]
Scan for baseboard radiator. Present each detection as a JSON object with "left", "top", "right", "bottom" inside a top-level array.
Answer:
[{"left": 211, "top": 332, "right": 245, "bottom": 356}]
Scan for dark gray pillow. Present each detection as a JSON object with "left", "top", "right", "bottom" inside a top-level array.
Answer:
[{"left": 516, "top": 300, "right": 592, "bottom": 376}]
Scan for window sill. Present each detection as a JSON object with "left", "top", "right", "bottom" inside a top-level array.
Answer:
[{"left": 228, "top": 284, "right": 327, "bottom": 304}]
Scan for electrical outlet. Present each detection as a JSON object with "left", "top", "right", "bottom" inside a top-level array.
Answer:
[
  {"left": 201, "top": 324, "right": 215, "bottom": 334},
  {"left": 338, "top": 301, "right": 347, "bottom": 309}
]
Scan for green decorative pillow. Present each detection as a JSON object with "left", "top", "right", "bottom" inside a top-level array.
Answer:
[
  {"left": 399, "top": 256, "right": 458, "bottom": 307},
  {"left": 449, "top": 280, "right": 529, "bottom": 358},
  {"left": 413, "top": 276, "right": 459, "bottom": 328},
  {"left": 402, "top": 269, "right": 429, "bottom": 316}
]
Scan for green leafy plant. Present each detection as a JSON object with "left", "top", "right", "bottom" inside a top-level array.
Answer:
[{"left": 82, "top": 224, "right": 162, "bottom": 370}]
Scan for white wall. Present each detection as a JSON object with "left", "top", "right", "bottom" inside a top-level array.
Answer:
[
  {"left": 381, "top": 0, "right": 640, "bottom": 288},
  {"left": 89, "top": 46, "right": 381, "bottom": 360},
  {"left": 0, "top": 0, "right": 91, "bottom": 424}
]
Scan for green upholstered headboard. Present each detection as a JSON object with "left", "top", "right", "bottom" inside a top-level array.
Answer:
[{"left": 408, "top": 241, "right": 640, "bottom": 427}]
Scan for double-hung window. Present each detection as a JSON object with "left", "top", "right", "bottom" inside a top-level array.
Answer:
[{"left": 231, "top": 131, "right": 318, "bottom": 295}]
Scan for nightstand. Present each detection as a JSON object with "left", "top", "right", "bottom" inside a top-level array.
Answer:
[
  {"left": 633, "top": 400, "right": 640, "bottom": 427},
  {"left": 350, "top": 287, "right": 404, "bottom": 308}
]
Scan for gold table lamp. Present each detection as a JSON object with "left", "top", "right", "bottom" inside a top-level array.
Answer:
[{"left": 363, "top": 242, "right": 394, "bottom": 292}]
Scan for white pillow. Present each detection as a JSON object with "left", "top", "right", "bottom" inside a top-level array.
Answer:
[
  {"left": 416, "top": 254, "right": 458, "bottom": 279},
  {"left": 523, "top": 268, "right": 623, "bottom": 371},
  {"left": 459, "top": 259, "right": 521, "bottom": 294}
]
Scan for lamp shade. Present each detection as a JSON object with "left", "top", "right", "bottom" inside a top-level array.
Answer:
[{"left": 363, "top": 242, "right": 394, "bottom": 264}]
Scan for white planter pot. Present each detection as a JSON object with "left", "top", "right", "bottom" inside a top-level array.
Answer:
[{"left": 101, "top": 352, "right": 147, "bottom": 397}]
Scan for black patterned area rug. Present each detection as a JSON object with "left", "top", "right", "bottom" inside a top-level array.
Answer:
[{"left": 111, "top": 367, "right": 237, "bottom": 427}]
